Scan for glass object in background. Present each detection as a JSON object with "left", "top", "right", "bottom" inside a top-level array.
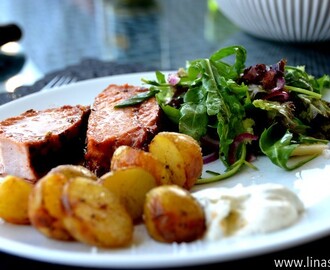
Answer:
[
  {"left": 204, "top": 0, "right": 239, "bottom": 44},
  {"left": 0, "top": 24, "right": 26, "bottom": 92},
  {"left": 102, "top": 0, "right": 161, "bottom": 67}
]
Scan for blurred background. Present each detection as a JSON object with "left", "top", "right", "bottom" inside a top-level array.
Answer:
[
  {"left": 0, "top": 0, "right": 216, "bottom": 93},
  {"left": 0, "top": 0, "right": 330, "bottom": 95}
]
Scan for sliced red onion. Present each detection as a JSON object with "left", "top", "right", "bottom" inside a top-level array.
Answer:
[
  {"left": 203, "top": 151, "right": 219, "bottom": 164},
  {"left": 228, "top": 133, "right": 258, "bottom": 165},
  {"left": 200, "top": 135, "right": 220, "bottom": 149},
  {"left": 167, "top": 73, "right": 180, "bottom": 86}
]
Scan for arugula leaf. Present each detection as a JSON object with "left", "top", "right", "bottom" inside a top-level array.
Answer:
[
  {"left": 259, "top": 125, "right": 318, "bottom": 170},
  {"left": 197, "top": 143, "right": 248, "bottom": 184},
  {"left": 161, "top": 104, "right": 180, "bottom": 124},
  {"left": 155, "top": 70, "right": 166, "bottom": 84},
  {"left": 210, "top": 45, "right": 247, "bottom": 80},
  {"left": 285, "top": 65, "right": 330, "bottom": 95},
  {"left": 177, "top": 84, "right": 207, "bottom": 140},
  {"left": 186, "top": 46, "right": 248, "bottom": 165},
  {"left": 180, "top": 51, "right": 247, "bottom": 149},
  {"left": 113, "top": 45, "right": 330, "bottom": 184},
  {"left": 114, "top": 88, "right": 159, "bottom": 108},
  {"left": 285, "top": 65, "right": 325, "bottom": 98},
  {"left": 179, "top": 103, "right": 208, "bottom": 140},
  {"left": 204, "top": 59, "right": 223, "bottom": 116},
  {"left": 285, "top": 65, "right": 314, "bottom": 92},
  {"left": 216, "top": 83, "right": 246, "bottom": 165},
  {"left": 187, "top": 56, "right": 247, "bottom": 165},
  {"left": 315, "top": 74, "right": 330, "bottom": 94}
]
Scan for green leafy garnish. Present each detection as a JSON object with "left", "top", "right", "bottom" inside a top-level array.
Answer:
[
  {"left": 259, "top": 125, "right": 319, "bottom": 170},
  {"left": 117, "top": 45, "right": 330, "bottom": 183},
  {"left": 115, "top": 88, "right": 159, "bottom": 108}
]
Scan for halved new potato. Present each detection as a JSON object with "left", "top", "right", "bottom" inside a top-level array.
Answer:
[
  {"left": 110, "top": 145, "right": 171, "bottom": 186},
  {"left": 149, "top": 132, "right": 203, "bottom": 190},
  {"left": 148, "top": 134, "right": 186, "bottom": 187},
  {"left": 0, "top": 175, "right": 33, "bottom": 225},
  {"left": 62, "top": 177, "right": 133, "bottom": 248},
  {"left": 28, "top": 165, "right": 97, "bottom": 241},
  {"left": 154, "top": 132, "right": 203, "bottom": 190},
  {"left": 28, "top": 172, "right": 74, "bottom": 240},
  {"left": 48, "top": 164, "right": 98, "bottom": 181},
  {"left": 99, "top": 167, "right": 157, "bottom": 223},
  {"left": 143, "top": 185, "right": 206, "bottom": 243}
]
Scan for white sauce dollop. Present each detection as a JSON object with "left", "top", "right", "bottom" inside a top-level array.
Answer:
[{"left": 192, "top": 183, "right": 304, "bottom": 240}]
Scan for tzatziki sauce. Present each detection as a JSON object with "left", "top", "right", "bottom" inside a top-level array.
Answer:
[{"left": 193, "top": 183, "right": 304, "bottom": 240}]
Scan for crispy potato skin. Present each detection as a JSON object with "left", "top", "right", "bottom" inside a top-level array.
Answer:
[
  {"left": 157, "top": 132, "right": 203, "bottom": 190},
  {"left": 143, "top": 185, "right": 206, "bottom": 243},
  {"left": 148, "top": 135, "right": 186, "bottom": 187},
  {"left": 62, "top": 177, "right": 134, "bottom": 248},
  {"left": 110, "top": 145, "right": 171, "bottom": 186},
  {"left": 28, "top": 165, "right": 97, "bottom": 241},
  {"left": 0, "top": 131, "right": 204, "bottom": 249},
  {"left": 0, "top": 175, "right": 33, "bottom": 224},
  {"left": 28, "top": 173, "right": 74, "bottom": 240},
  {"left": 149, "top": 132, "right": 203, "bottom": 190},
  {"left": 99, "top": 167, "right": 157, "bottom": 223},
  {"left": 48, "top": 164, "right": 98, "bottom": 181}
]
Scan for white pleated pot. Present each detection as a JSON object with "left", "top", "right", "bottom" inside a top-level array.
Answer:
[{"left": 216, "top": 0, "right": 330, "bottom": 42}]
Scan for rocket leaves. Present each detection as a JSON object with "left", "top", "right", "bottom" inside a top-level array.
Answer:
[{"left": 116, "top": 45, "right": 330, "bottom": 183}]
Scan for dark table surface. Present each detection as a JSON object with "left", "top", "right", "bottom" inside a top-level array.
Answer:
[{"left": 1, "top": 0, "right": 330, "bottom": 269}]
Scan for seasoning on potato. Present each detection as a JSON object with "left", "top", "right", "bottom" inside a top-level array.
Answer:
[
  {"left": 62, "top": 176, "right": 134, "bottom": 248},
  {"left": 99, "top": 167, "right": 157, "bottom": 223},
  {"left": 28, "top": 164, "right": 97, "bottom": 241},
  {"left": 0, "top": 175, "right": 33, "bottom": 225},
  {"left": 110, "top": 145, "right": 171, "bottom": 186},
  {"left": 28, "top": 172, "right": 75, "bottom": 241},
  {"left": 148, "top": 132, "right": 203, "bottom": 190},
  {"left": 48, "top": 164, "right": 98, "bottom": 181},
  {"left": 143, "top": 185, "right": 206, "bottom": 243}
]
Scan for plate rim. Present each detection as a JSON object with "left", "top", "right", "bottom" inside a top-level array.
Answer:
[{"left": 0, "top": 72, "right": 330, "bottom": 268}]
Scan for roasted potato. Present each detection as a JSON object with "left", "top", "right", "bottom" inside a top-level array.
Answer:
[
  {"left": 110, "top": 145, "right": 171, "bottom": 186},
  {"left": 155, "top": 132, "right": 203, "bottom": 190},
  {"left": 143, "top": 185, "right": 206, "bottom": 243},
  {"left": 28, "top": 165, "right": 97, "bottom": 240},
  {"left": 149, "top": 132, "right": 203, "bottom": 189},
  {"left": 99, "top": 167, "right": 157, "bottom": 223},
  {"left": 48, "top": 164, "right": 98, "bottom": 181},
  {"left": 0, "top": 175, "right": 33, "bottom": 224},
  {"left": 148, "top": 134, "right": 186, "bottom": 187},
  {"left": 28, "top": 172, "right": 74, "bottom": 240},
  {"left": 62, "top": 176, "right": 133, "bottom": 248}
]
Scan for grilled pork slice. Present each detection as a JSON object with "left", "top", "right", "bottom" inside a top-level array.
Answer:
[
  {"left": 85, "top": 84, "right": 162, "bottom": 176},
  {"left": 0, "top": 105, "right": 90, "bottom": 182}
]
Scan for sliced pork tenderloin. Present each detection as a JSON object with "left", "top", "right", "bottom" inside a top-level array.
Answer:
[
  {"left": 85, "top": 84, "right": 162, "bottom": 176},
  {"left": 0, "top": 105, "right": 90, "bottom": 182}
]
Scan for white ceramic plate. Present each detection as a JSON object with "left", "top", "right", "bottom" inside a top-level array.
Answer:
[{"left": 0, "top": 72, "right": 330, "bottom": 269}]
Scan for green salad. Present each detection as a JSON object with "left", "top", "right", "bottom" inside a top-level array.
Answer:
[{"left": 116, "top": 45, "right": 330, "bottom": 184}]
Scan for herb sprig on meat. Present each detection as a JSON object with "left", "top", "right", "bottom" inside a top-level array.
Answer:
[{"left": 116, "top": 45, "right": 330, "bottom": 183}]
